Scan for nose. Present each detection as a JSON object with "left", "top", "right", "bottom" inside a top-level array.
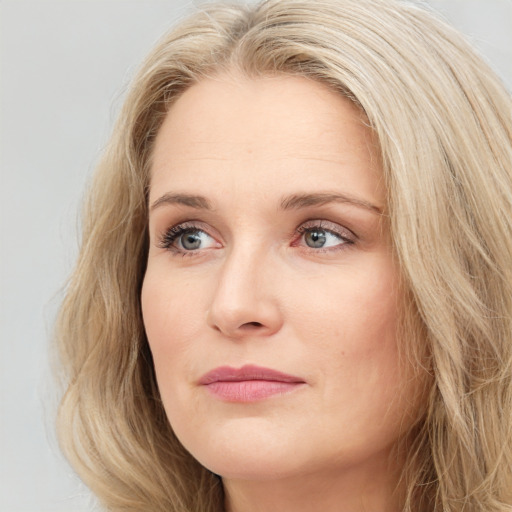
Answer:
[{"left": 206, "top": 245, "right": 283, "bottom": 339}]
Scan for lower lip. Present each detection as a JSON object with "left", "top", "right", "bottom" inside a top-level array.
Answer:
[{"left": 204, "top": 380, "right": 304, "bottom": 402}]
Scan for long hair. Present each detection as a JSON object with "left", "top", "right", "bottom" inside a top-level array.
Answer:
[{"left": 55, "top": 1, "right": 512, "bottom": 510}]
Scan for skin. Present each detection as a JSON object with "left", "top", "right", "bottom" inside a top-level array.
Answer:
[{"left": 141, "top": 74, "right": 424, "bottom": 512}]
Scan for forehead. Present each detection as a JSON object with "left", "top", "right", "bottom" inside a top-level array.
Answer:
[{"left": 149, "top": 73, "right": 383, "bottom": 207}]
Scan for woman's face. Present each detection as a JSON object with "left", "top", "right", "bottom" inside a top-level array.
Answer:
[{"left": 142, "top": 74, "right": 423, "bottom": 483}]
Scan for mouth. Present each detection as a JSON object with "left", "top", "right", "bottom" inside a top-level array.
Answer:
[{"left": 198, "top": 364, "right": 306, "bottom": 402}]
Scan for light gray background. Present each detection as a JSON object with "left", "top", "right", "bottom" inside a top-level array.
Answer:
[{"left": 1, "top": 1, "right": 511, "bottom": 511}]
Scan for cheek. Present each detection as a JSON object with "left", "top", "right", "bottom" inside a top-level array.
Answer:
[
  {"left": 284, "top": 258, "right": 407, "bottom": 416},
  {"left": 141, "top": 268, "right": 206, "bottom": 384},
  {"left": 287, "top": 256, "right": 399, "bottom": 355}
]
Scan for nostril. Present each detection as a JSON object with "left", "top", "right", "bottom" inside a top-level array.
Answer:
[{"left": 242, "top": 322, "right": 263, "bottom": 329}]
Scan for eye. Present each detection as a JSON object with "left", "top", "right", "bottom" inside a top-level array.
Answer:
[
  {"left": 158, "top": 223, "right": 220, "bottom": 254},
  {"left": 295, "top": 221, "right": 354, "bottom": 251},
  {"left": 302, "top": 227, "right": 344, "bottom": 249},
  {"left": 177, "top": 229, "right": 213, "bottom": 250}
]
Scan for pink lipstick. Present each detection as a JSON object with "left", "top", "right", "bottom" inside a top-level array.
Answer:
[{"left": 198, "top": 364, "right": 306, "bottom": 402}]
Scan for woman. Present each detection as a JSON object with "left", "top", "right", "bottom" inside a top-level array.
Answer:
[{"left": 55, "top": 0, "right": 512, "bottom": 511}]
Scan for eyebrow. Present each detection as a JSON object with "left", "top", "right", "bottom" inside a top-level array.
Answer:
[
  {"left": 280, "top": 192, "right": 383, "bottom": 214},
  {"left": 150, "top": 193, "right": 213, "bottom": 211},
  {"left": 150, "top": 191, "right": 383, "bottom": 214}
]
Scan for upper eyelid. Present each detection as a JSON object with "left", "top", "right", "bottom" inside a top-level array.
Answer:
[
  {"left": 297, "top": 219, "right": 356, "bottom": 239},
  {"left": 159, "top": 218, "right": 353, "bottom": 235},
  {"left": 158, "top": 220, "right": 214, "bottom": 238}
]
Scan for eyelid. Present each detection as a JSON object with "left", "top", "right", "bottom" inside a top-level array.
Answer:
[{"left": 296, "top": 219, "right": 356, "bottom": 241}]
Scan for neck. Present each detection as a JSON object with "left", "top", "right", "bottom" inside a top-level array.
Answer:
[{"left": 223, "top": 453, "right": 405, "bottom": 512}]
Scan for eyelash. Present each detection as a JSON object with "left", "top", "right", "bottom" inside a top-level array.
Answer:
[
  {"left": 157, "top": 220, "right": 355, "bottom": 256},
  {"left": 157, "top": 222, "right": 211, "bottom": 256}
]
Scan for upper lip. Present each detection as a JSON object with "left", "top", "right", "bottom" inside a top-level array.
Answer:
[{"left": 198, "top": 364, "right": 305, "bottom": 385}]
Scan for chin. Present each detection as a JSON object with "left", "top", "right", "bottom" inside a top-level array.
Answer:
[
  {"left": 199, "top": 450, "right": 300, "bottom": 482},
  {"left": 176, "top": 419, "right": 307, "bottom": 481}
]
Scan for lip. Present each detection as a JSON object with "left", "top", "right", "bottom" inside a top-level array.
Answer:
[{"left": 198, "top": 364, "right": 306, "bottom": 402}]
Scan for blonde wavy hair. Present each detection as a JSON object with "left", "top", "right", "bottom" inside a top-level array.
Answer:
[{"left": 55, "top": 0, "right": 512, "bottom": 510}]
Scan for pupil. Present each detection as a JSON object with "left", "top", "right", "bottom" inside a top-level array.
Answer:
[
  {"left": 182, "top": 231, "right": 202, "bottom": 250},
  {"left": 306, "top": 229, "right": 326, "bottom": 248}
]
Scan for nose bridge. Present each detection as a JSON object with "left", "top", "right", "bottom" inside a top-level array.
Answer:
[{"left": 207, "top": 239, "right": 282, "bottom": 337}]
